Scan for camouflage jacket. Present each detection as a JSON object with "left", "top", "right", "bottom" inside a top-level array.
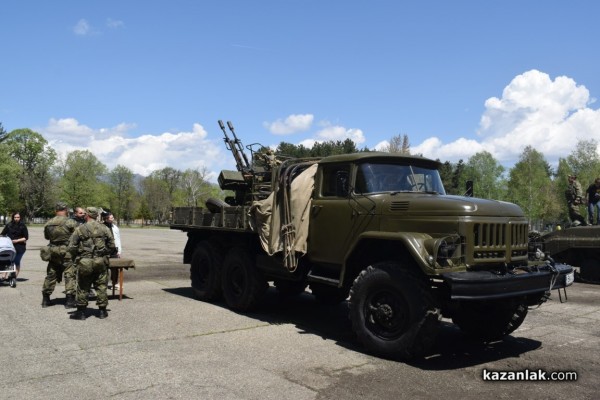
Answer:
[
  {"left": 566, "top": 181, "right": 584, "bottom": 202},
  {"left": 68, "top": 220, "right": 116, "bottom": 260},
  {"left": 44, "top": 215, "right": 78, "bottom": 246}
]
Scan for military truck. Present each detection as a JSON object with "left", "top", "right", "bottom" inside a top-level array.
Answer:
[
  {"left": 530, "top": 226, "right": 600, "bottom": 283},
  {"left": 170, "top": 121, "right": 574, "bottom": 359}
]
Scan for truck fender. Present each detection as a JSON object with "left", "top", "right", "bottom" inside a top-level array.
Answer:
[{"left": 341, "top": 231, "right": 436, "bottom": 286}]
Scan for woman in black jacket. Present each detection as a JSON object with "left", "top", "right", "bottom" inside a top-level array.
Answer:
[{"left": 1, "top": 212, "right": 28, "bottom": 279}]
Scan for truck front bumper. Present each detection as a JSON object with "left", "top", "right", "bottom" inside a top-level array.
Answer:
[{"left": 441, "top": 263, "right": 574, "bottom": 301}]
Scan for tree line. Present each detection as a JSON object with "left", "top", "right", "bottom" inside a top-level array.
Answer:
[
  {"left": 0, "top": 127, "right": 221, "bottom": 225},
  {"left": 1, "top": 124, "right": 598, "bottom": 229}
]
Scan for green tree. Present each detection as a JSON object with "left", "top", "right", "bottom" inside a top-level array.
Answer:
[
  {"left": 0, "top": 149, "right": 20, "bottom": 215},
  {"left": 275, "top": 139, "right": 363, "bottom": 158},
  {"left": 177, "top": 167, "right": 211, "bottom": 207},
  {"left": 3, "top": 129, "right": 57, "bottom": 218},
  {"left": 507, "top": 146, "right": 558, "bottom": 228},
  {"left": 108, "top": 165, "right": 135, "bottom": 224},
  {"left": 449, "top": 159, "right": 465, "bottom": 195},
  {"left": 140, "top": 173, "right": 172, "bottom": 223},
  {"left": 0, "top": 122, "right": 8, "bottom": 142},
  {"left": 135, "top": 199, "right": 153, "bottom": 226},
  {"left": 58, "top": 150, "right": 109, "bottom": 209},
  {"left": 381, "top": 134, "right": 410, "bottom": 154},
  {"left": 461, "top": 152, "right": 505, "bottom": 200}
]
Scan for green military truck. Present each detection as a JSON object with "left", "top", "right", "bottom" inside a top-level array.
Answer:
[
  {"left": 530, "top": 226, "right": 600, "bottom": 283},
  {"left": 170, "top": 121, "right": 574, "bottom": 359}
]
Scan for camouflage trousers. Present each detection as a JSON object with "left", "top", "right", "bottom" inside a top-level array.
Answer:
[
  {"left": 42, "top": 259, "right": 75, "bottom": 296},
  {"left": 75, "top": 257, "right": 109, "bottom": 308},
  {"left": 568, "top": 202, "right": 587, "bottom": 225}
]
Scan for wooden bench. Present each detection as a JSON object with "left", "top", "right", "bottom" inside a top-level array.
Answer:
[{"left": 108, "top": 258, "right": 136, "bottom": 301}]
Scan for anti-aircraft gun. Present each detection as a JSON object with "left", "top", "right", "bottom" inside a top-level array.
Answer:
[
  {"left": 216, "top": 120, "right": 285, "bottom": 206},
  {"left": 171, "top": 120, "right": 574, "bottom": 360}
]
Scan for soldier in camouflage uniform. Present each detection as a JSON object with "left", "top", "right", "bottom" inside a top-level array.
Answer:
[
  {"left": 41, "top": 202, "right": 79, "bottom": 308},
  {"left": 62, "top": 206, "right": 86, "bottom": 300},
  {"left": 566, "top": 175, "right": 587, "bottom": 227},
  {"left": 68, "top": 207, "right": 116, "bottom": 320}
]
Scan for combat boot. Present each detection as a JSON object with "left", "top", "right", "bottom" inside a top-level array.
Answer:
[
  {"left": 41, "top": 294, "right": 52, "bottom": 308},
  {"left": 69, "top": 306, "right": 87, "bottom": 320},
  {"left": 98, "top": 307, "right": 108, "bottom": 319},
  {"left": 64, "top": 294, "right": 76, "bottom": 309}
]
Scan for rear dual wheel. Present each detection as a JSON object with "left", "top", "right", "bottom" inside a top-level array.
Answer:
[
  {"left": 221, "top": 248, "right": 268, "bottom": 312},
  {"left": 190, "top": 241, "right": 222, "bottom": 301}
]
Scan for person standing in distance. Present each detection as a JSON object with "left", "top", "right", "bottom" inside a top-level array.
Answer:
[
  {"left": 41, "top": 202, "right": 78, "bottom": 308},
  {"left": 102, "top": 211, "right": 122, "bottom": 289},
  {"left": 586, "top": 177, "right": 600, "bottom": 225},
  {"left": 68, "top": 207, "right": 116, "bottom": 320},
  {"left": 565, "top": 175, "right": 587, "bottom": 227},
  {"left": 1, "top": 212, "right": 28, "bottom": 281}
]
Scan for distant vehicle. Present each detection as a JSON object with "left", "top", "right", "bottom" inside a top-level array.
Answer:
[
  {"left": 530, "top": 226, "right": 600, "bottom": 283},
  {"left": 170, "top": 120, "right": 574, "bottom": 359}
]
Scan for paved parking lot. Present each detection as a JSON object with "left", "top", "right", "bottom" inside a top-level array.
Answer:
[{"left": 0, "top": 226, "right": 598, "bottom": 399}]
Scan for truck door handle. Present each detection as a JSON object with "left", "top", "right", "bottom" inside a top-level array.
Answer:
[{"left": 311, "top": 205, "right": 322, "bottom": 216}]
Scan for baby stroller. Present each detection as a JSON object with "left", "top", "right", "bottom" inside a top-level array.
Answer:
[{"left": 0, "top": 236, "right": 17, "bottom": 288}]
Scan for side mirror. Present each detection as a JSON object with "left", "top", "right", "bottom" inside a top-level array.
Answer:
[{"left": 465, "top": 180, "right": 473, "bottom": 197}]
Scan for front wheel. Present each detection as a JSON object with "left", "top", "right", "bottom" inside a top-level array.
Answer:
[
  {"left": 348, "top": 263, "right": 440, "bottom": 359},
  {"left": 451, "top": 299, "right": 528, "bottom": 340}
]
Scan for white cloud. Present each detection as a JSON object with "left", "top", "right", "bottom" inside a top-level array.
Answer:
[
  {"left": 316, "top": 125, "right": 366, "bottom": 144},
  {"left": 264, "top": 114, "right": 314, "bottom": 135},
  {"left": 73, "top": 19, "right": 91, "bottom": 35},
  {"left": 39, "top": 119, "right": 226, "bottom": 177},
  {"left": 297, "top": 138, "right": 317, "bottom": 148},
  {"left": 107, "top": 18, "right": 124, "bottom": 29},
  {"left": 374, "top": 140, "right": 389, "bottom": 151},
  {"left": 412, "top": 70, "right": 600, "bottom": 165}
]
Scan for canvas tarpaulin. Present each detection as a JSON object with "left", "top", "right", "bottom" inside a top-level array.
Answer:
[{"left": 249, "top": 163, "right": 318, "bottom": 271}]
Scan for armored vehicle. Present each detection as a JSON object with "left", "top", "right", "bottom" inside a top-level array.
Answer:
[
  {"left": 530, "top": 226, "right": 600, "bottom": 283},
  {"left": 170, "top": 121, "right": 574, "bottom": 359}
]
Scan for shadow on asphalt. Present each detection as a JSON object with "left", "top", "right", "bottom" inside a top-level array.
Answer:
[{"left": 162, "top": 286, "right": 541, "bottom": 369}]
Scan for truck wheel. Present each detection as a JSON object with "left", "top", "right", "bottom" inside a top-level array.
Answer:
[
  {"left": 310, "top": 284, "right": 349, "bottom": 305},
  {"left": 190, "top": 242, "right": 222, "bottom": 301},
  {"left": 222, "top": 248, "right": 268, "bottom": 311},
  {"left": 348, "top": 263, "right": 440, "bottom": 359},
  {"left": 451, "top": 300, "right": 528, "bottom": 340}
]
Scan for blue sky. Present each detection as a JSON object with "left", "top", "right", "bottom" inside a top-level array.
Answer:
[{"left": 2, "top": 0, "right": 599, "bottom": 179}]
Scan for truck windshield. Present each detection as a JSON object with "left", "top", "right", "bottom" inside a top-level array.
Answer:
[{"left": 355, "top": 162, "right": 446, "bottom": 195}]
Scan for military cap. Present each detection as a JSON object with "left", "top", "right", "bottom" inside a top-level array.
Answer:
[
  {"left": 55, "top": 201, "right": 68, "bottom": 211},
  {"left": 85, "top": 207, "right": 99, "bottom": 218}
]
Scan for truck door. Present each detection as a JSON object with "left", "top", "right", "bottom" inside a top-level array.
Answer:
[{"left": 309, "top": 163, "right": 375, "bottom": 265}]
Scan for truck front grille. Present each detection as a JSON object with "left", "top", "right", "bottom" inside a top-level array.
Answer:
[{"left": 469, "top": 222, "right": 528, "bottom": 264}]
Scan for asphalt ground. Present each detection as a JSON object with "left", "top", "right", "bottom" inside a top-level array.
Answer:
[{"left": 0, "top": 226, "right": 598, "bottom": 400}]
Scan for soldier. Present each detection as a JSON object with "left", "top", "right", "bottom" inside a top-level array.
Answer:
[
  {"left": 64, "top": 206, "right": 86, "bottom": 299},
  {"left": 73, "top": 207, "right": 86, "bottom": 225},
  {"left": 565, "top": 175, "right": 587, "bottom": 227},
  {"left": 41, "top": 202, "right": 79, "bottom": 308},
  {"left": 68, "top": 207, "right": 116, "bottom": 320}
]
